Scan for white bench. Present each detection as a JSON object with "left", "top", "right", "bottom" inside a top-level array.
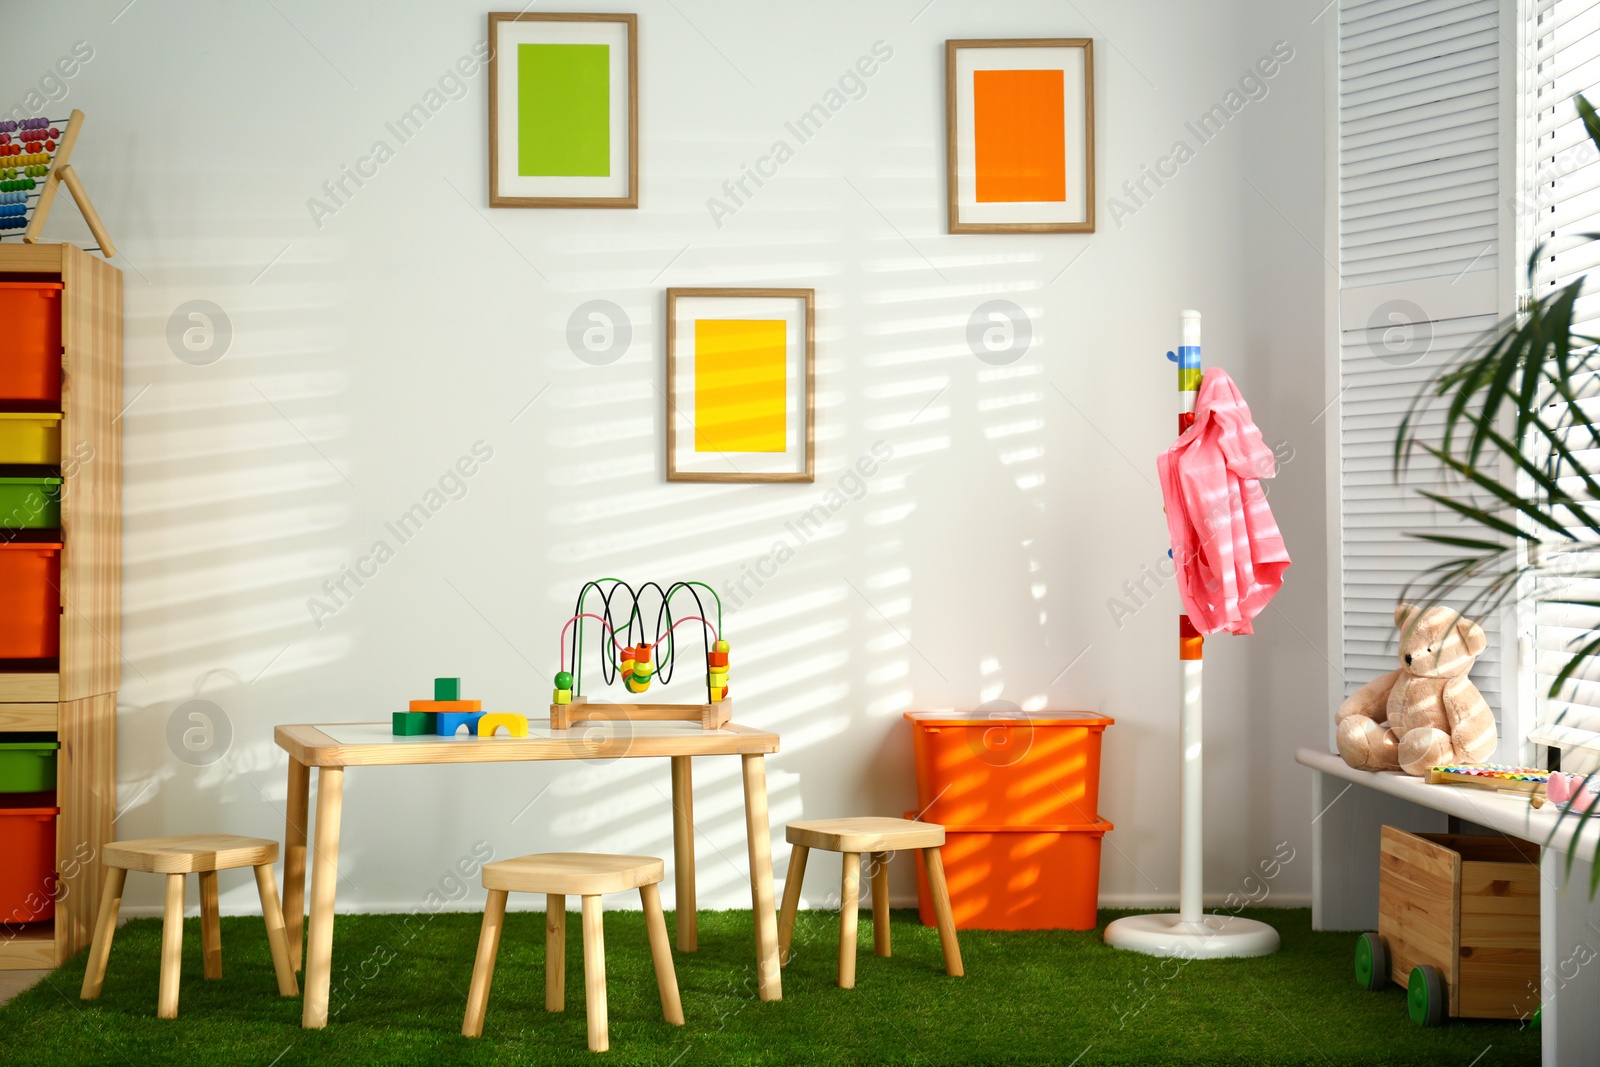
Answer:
[{"left": 1297, "top": 747, "right": 1600, "bottom": 1067}]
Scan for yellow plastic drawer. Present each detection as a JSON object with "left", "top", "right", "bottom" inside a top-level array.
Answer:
[{"left": 0, "top": 413, "right": 62, "bottom": 464}]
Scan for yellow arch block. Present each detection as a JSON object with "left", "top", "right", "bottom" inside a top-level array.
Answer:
[{"left": 478, "top": 713, "right": 529, "bottom": 738}]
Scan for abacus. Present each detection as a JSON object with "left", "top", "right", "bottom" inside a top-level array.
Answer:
[
  {"left": 550, "top": 579, "right": 732, "bottom": 730},
  {"left": 0, "top": 108, "right": 115, "bottom": 257}
]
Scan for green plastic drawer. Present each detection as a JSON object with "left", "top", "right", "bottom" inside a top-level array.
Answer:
[
  {"left": 0, "top": 741, "right": 58, "bottom": 792},
  {"left": 0, "top": 476, "right": 61, "bottom": 529}
]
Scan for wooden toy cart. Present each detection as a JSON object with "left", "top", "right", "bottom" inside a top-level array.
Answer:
[{"left": 1354, "top": 825, "right": 1540, "bottom": 1026}]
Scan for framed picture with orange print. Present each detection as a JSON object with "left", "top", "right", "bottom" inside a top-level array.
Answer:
[
  {"left": 665, "top": 288, "right": 814, "bottom": 483},
  {"left": 945, "top": 38, "right": 1095, "bottom": 234}
]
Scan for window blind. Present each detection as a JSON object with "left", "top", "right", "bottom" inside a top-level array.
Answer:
[
  {"left": 1526, "top": 0, "right": 1600, "bottom": 767},
  {"left": 1333, "top": 0, "right": 1507, "bottom": 743}
]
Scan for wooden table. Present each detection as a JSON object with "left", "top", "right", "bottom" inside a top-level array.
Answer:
[{"left": 274, "top": 720, "right": 783, "bottom": 1029}]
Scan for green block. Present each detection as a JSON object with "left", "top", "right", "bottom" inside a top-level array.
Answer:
[
  {"left": 434, "top": 677, "right": 461, "bottom": 701},
  {"left": 393, "top": 711, "right": 437, "bottom": 736},
  {"left": 517, "top": 43, "right": 611, "bottom": 177}
]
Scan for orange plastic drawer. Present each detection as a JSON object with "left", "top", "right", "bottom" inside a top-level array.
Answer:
[
  {"left": 905, "top": 711, "right": 1113, "bottom": 827},
  {"left": 0, "top": 793, "right": 58, "bottom": 924},
  {"left": 0, "top": 542, "right": 61, "bottom": 659},
  {"left": 0, "top": 281, "right": 63, "bottom": 404},
  {"left": 912, "top": 817, "right": 1113, "bottom": 931}
]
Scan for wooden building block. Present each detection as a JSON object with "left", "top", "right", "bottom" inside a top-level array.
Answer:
[
  {"left": 410, "top": 699, "right": 482, "bottom": 712},
  {"left": 478, "top": 713, "right": 529, "bottom": 738},
  {"left": 437, "top": 711, "right": 486, "bottom": 736},
  {"left": 435, "top": 677, "right": 461, "bottom": 701},
  {"left": 392, "top": 712, "right": 437, "bottom": 736}
]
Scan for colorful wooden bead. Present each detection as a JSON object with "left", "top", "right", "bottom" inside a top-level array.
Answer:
[
  {"left": 715, "top": 640, "right": 730, "bottom": 654},
  {"left": 553, "top": 688, "right": 572, "bottom": 705},
  {"left": 555, "top": 671, "right": 573, "bottom": 689},
  {"left": 706, "top": 651, "right": 729, "bottom": 668}
]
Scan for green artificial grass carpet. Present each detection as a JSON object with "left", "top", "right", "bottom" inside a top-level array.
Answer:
[{"left": 0, "top": 908, "right": 1537, "bottom": 1066}]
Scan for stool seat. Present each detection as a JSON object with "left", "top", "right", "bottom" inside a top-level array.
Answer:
[
  {"left": 465, "top": 852, "right": 683, "bottom": 1051},
  {"left": 83, "top": 834, "right": 297, "bottom": 1018},
  {"left": 104, "top": 834, "right": 279, "bottom": 874},
  {"left": 482, "top": 852, "right": 664, "bottom": 896},
  {"left": 786, "top": 817, "right": 945, "bottom": 853},
  {"left": 779, "top": 816, "right": 962, "bottom": 988}
]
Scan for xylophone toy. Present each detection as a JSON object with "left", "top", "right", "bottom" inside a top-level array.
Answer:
[
  {"left": 0, "top": 108, "right": 115, "bottom": 257},
  {"left": 392, "top": 676, "right": 529, "bottom": 737},
  {"left": 551, "top": 579, "right": 731, "bottom": 730},
  {"left": 1426, "top": 763, "right": 1549, "bottom": 805}
]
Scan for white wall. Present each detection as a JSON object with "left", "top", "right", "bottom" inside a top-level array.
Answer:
[{"left": 2, "top": 0, "right": 1331, "bottom": 917}]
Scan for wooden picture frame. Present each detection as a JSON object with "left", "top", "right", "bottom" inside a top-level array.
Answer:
[
  {"left": 945, "top": 38, "right": 1095, "bottom": 234},
  {"left": 665, "top": 288, "right": 815, "bottom": 484},
  {"left": 488, "top": 12, "right": 638, "bottom": 208}
]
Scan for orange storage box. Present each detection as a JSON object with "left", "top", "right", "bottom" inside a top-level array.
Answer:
[
  {"left": 911, "top": 817, "right": 1113, "bottom": 931},
  {"left": 0, "top": 793, "right": 59, "bottom": 924},
  {"left": 0, "top": 542, "right": 62, "bottom": 659},
  {"left": 905, "top": 710, "right": 1113, "bottom": 827},
  {"left": 0, "top": 281, "right": 64, "bottom": 404}
]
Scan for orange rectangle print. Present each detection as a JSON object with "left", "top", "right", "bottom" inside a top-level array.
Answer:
[
  {"left": 694, "top": 319, "right": 787, "bottom": 453},
  {"left": 973, "top": 69, "right": 1066, "bottom": 203}
]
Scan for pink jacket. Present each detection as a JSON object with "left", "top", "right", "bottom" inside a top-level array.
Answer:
[{"left": 1156, "top": 369, "right": 1289, "bottom": 635}]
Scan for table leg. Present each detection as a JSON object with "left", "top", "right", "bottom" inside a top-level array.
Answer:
[
  {"left": 302, "top": 766, "right": 344, "bottom": 1028},
  {"left": 1541, "top": 850, "right": 1600, "bottom": 1067},
  {"left": 671, "top": 755, "right": 697, "bottom": 952},
  {"left": 741, "top": 753, "right": 782, "bottom": 1001},
  {"left": 283, "top": 757, "right": 310, "bottom": 973}
]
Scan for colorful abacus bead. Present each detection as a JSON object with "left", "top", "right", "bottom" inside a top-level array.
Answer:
[{"left": 553, "top": 686, "right": 572, "bottom": 705}]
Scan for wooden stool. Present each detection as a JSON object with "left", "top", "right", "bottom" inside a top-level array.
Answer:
[
  {"left": 777, "top": 817, "right": 963, "bottom": 988},
  {"left": 80, "top": 834, "right": 299, "bottom": 1018},
  {"left": 462, "top": 852, "right": 684, "bottom": 1052}
]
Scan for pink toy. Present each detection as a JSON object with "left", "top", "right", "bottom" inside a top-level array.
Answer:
[{"left": 1547, "top": 771, "right": 1599, "bottom": 814}]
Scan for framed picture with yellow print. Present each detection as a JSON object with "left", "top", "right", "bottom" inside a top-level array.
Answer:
[{"left": 665, "top": 288, "right": 815, "bottom": 483}]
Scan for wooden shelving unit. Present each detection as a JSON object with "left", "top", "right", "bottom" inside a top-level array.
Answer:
[{"left": 0, "top": 242, "right": 120, "bottom": 970}]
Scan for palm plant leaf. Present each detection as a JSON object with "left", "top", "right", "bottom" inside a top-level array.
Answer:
[{"left": 1394, "top": 93, "right": 1600, "bottom": 893}]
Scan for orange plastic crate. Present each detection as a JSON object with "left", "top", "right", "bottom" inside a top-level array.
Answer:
[
  {"left": 905, "top": 711, "right": 1113, "bottom": 827},
  {"left": 0, "top": 794, "right": 58, "bottom": 924},
  {"left": 0, "top": 542, "right": 61, "bottom": 659},
  {"left": 0, "top": 281, "right": 64, "bottom": 404},
  {"left": 911, "top": 817, "right": 1113, "bottom": 931}
]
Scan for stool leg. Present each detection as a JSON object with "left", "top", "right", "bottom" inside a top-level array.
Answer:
[
  {"left": 921, "top": 847, "right": 964, "bottom": 977},
  {"left": 253, "top": 863, "right": 299, "bottom": 996},
  {"left": 80, "top": 866, "right": 126, "bottom": 1000},
  {"left": 640, "top": 882, "right": 683, "bottom": 1025},
  {"left": 462, "top": 888, "right": 508, "bottom": 1038},
  {"left": 777, "top": 844, "right": 809, "bottom": 967},
  {"left": 198, "top": 870, "right": 222, "bottom": 980},
  {"left": 871, "top": 851, "right": 891, "bottom": 958},
  {"left": 545, "top": 894, "right": 566, "bottom": 1012},
  {"left": 838, "top": 852, "right": 861, "bottom": 989},
  {"left": 158, "top": 873, "right": 185, "bottom": 1019},
  {"left": 581, "top": 895, "right": 608, "bottom": 1052}
]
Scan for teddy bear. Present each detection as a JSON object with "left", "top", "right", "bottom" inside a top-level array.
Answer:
[{"left": 1336, "top": 604, "right": 1497, "bottom": 776}]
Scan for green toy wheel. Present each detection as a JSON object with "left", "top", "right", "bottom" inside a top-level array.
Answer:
[
  {"left": 1407, "top": 964, "right": 1446, "bottom": 1027},
  {"left": 1354, "top": 932, "right": 1389, "bottom": 991}
]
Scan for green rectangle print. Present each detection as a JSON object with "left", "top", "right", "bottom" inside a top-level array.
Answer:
[{"left": 517, "top": 43, "right": 611, "bottom": 177}]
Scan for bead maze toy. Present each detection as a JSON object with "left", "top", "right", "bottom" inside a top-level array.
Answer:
[
  {"left": 392, "top": 676, "right": 528, "bottom": 738},
  {"left": 551, "top": 579, "right": 731, "bottom": 730},
  {"left": 0, "top": 109, "right": 116, "bottom": 257}
]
